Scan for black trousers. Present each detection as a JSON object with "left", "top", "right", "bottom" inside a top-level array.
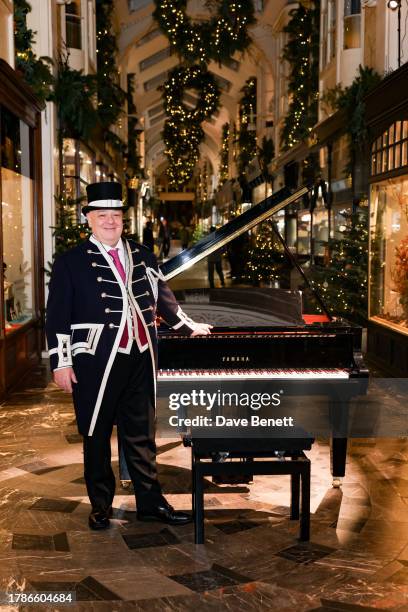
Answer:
[
  {"left": 83, "top": 346, "right": 162, "bottom": 512},
  {"left": 208, "top": 260, "right": 225, "bottom": 288}
]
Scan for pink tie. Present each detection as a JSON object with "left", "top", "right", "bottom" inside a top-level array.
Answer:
[{"left": 108, "top": 248, "right": 148, "bottom": 348}]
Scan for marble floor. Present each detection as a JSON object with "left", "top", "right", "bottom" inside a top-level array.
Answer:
[{"left": 0, "top": 365, "right": 408, "bottom": 611}]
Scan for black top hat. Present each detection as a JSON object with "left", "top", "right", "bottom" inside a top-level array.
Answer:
[{"left": 82, "top": 181, "right": 129, "bottom": 215}]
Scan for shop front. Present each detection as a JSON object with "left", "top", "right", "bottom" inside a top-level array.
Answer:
[
  {"left": 365, "top": 64, "right": 408, "bottom": 375},
  {"left": 0, "top": 59, "right": 44, "bottom": 397}
]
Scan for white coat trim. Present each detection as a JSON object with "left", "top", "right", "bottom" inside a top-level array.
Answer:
[
  {"left": 70, "top": 323, "right": 104, "bottom": 356},
  {"left": 125, "top": 241, "right": 157, "bottom": 409},
  {"left": 87, "top": 237, "right": 129, "bottom": 436},
  {"left": 146, "top": 267, "right": 165, "bottom": 302},
  {"left": 49, "top": 333, "right": 73, "bottom": 368},
  {"left": 174, "top": 306, "right": 196, "bottom": 332}
]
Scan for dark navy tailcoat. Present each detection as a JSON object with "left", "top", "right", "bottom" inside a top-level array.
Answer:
[{"left": 46, "top": 237, "right": 195, "bottom": 436}]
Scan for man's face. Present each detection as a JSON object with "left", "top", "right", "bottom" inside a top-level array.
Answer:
[{"left": 87, "top": 209, "right": 123, "bottom": 246}]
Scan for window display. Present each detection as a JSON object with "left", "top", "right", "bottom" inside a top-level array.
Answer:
[
  {"left": 297, "top": 211, "right": 311, "bottom": 255},
  {"left": 1, "top": 107, "right": 34, "bottom": 333},
  {"left": 369, "top": 177, "right": 408, "bottom": 332}
]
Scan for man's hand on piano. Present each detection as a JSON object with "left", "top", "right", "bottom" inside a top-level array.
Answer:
[{"left": 190, "top": 323, "right": 213, "bottom": 337}]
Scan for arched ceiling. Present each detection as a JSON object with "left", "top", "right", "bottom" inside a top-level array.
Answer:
[{"left": 114, "top": 0, "right": 276, "bottom": 186}]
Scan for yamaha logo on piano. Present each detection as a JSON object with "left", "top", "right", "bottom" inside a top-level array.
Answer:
[{"left": 222, "top": 356, "right": 250, "bottom": 362}]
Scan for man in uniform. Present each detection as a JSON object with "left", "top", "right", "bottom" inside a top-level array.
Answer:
[{"left": 46, "top": 182, "right": 211, "bottom": 530}]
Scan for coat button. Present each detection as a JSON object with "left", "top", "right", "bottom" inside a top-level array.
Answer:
[
  {"left": 105, "top": 308, "right": 110, "bottom": 313},
  {"left": 109, "top": 323, "right": 115, "bottom": 329},
  {"left": 92, "top": 262, "right": 97, "bottom": 267},
  {"left": 97, "top": 277, "right": 102, "bottom": 282},
  {"left": 101, "top": 292, "right": 106, "bottom": 298}
]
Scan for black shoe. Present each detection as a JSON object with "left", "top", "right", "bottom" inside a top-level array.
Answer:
[
  {"left": 137, "top": 501, "right": 192, "bottom": 525},
  {"left": 88, "top": 507, "right": 111, "bottom": 530}
]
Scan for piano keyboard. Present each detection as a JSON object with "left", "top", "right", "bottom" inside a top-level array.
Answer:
[{"left": 158, "top": 368, "right": 350, "bottom": 381}]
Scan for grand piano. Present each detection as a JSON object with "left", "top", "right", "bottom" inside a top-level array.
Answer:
[{"left": 157, "top": 184, "right": 369, "bottom": 486}]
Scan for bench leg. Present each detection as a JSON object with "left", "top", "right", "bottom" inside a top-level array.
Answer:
[
  {"left": 299, "top": 461, "right": 310, "bottom": 541},
  {"left": 194, "top": 463, "right": 205, "bottom": 545},
  {"left": 290, "top": 472, "right": 300, "bottom": 520}
]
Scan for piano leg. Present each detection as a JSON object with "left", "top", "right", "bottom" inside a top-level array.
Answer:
[
  {"left": 330, "top": 437, "right": 347, "bottom": 487},
  {"left": 194, "top": 459, "right": 205, "bottom": 545},
  {"left": 329, "top": 397, "right": 349, "bottom": 487},
  {"left": 290, "top": 456, "right": 300, "bottom": 520},
  {"left": 300, "top": 459, "right": 310, "bottom": 541}
]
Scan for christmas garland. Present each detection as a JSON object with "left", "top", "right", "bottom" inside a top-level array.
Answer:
[
  {"left": 154, "top": 0, "right": 255, "bottom": 187},
  {"left": 163, "top": 66, "right": 220, "bottom": 122},
  {"left": 280, "top": 1, "right": 320, "bottom": 150},
  {"left": 96, "top": 0, "right": 127, "bottom": 130},
  {"left": 13, "top": 0, "right": 54, "bottom": 102},
  {"left": 218, "top": 122, "right": 230, "bottom": 184},
  {"left": 237, "top": 77, "right": 257, "bottom": 176},
  {"left": 163, "top": 65, "right": 220, "bottom": 188},
  {"left": 153, "top": 0, "right": 255, "bottom": 64}
]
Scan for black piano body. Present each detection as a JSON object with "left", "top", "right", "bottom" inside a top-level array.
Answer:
[{"left": 157, "top": 184, "right": 369, "bottom": 485}]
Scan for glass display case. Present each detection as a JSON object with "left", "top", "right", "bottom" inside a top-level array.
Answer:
[
  {"left": 369, "top": 177, "right": 408, "bottom": 333},
  {"left": 1, "top": 107, "right": 34, "bottom": 334}
]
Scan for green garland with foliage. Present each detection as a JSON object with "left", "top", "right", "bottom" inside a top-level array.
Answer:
[
  {"left": 321, "top": 65, "right": 382, "bottom": 174},
  {"left": 53, "top": 55, "right": 98, "bottom": 140},
  {"left": 163, "top": 66, "right": 220, "bottom": 121},
  {"left": 218, "top": 123, "right": 230, "bottom": 184},
  {"left": 154, "top": 0, "right": 255, "bottom": 187},
  {"left": 95, "top": 0, "right": 127, "bottom": 130},
  {"left": 13, "top": 0, "right": 54, "bottom": 102},
  {"left": 237, "top": 77, "right": 257, "bottom": 176},
  {"left": 126, "top": 73, "right": 142, "bottom": 178},
  {"left": 162, "top": 65, "right": 220, "bottom": 188},
  {"left": 280, "top": 1, "right": 320, "bottom": 150},
  {"left": 153, "top": 0, "right": 255, "bottom": 64}
]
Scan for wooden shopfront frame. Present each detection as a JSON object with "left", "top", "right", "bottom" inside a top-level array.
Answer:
[
  {"left": 365, "top": 63, "right": 408, "bottom": 376},
  {"left": 0, "top": 59, "right": 44, "bottom": 397}
]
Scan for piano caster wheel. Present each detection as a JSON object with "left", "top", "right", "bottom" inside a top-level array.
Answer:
[{"left": 332, "top": 478, "right": 342, "bottom": 488}]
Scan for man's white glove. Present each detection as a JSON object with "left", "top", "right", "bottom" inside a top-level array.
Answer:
[{"left": 190, "top": 323, "right": 213, "bottom": 337}]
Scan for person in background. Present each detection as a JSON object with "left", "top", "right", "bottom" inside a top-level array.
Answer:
[
  {"left": 158, "top": 218, "right": 171, "bottom": 258},
  {"left": 179, "top": 225, "right": 190, "bottom": 251},
  {"left": 142, "top": 220, "right": 154, "bottom": 252},
  {"left": 207, "top": 226, "right": 225, "bottom": 289}
]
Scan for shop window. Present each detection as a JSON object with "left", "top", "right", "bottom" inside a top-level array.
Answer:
[
  {"left": 312, "top": 203, "right": 329, "bottom": 257},
  {"left": 297, "top": 211, "right": 311, "bottom": 255},
  {"left": 1, "top": 107, "right": 34, "bottom": 333},
  {"left": 321, "top": 0, "right": 337, "bottom": 68},
  {"left": 369, "top": 178, "right": 408, "bottom": 332},
  {"left": 371, "top": 121, "right": 408, "bottom": 178},
  {"left": 62, "top": 138, "right": 96, "bottom": 202},
  {"left": 343, "top": 0, "right": 361, "bottom": 49},
  {"left": 65, "top": 0, "right": 82, "bottom": 50}
]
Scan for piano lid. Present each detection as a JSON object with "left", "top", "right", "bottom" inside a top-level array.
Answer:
[{"left": 160, "top": 184, "right": 309, "bottom": 281}]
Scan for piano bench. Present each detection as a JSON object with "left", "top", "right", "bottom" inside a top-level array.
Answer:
[{"left": 190, "top": 444, "right": 311, "bottom": 545}]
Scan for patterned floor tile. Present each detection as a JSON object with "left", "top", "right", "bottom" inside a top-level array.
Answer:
[
  {"left": 277, "top": 542, "right": 336, "bottom": 564},
  {"left": 29, "top": 576, "right": 121, "bottom": 601},
  {"left": 122, "top": 528, "right": 179, "bottom": 549},
  {"left": 12, "top": 532, "right": 69, "bottom": 552},
  {"left": 28, "top": 498, "right": 80, "bottom": 513},
  {"left": 215, "top": 519, "right": 261, "bottom": 534},
  {"left": 169, "top": 563, "right": 252, "bottom": 592}
]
